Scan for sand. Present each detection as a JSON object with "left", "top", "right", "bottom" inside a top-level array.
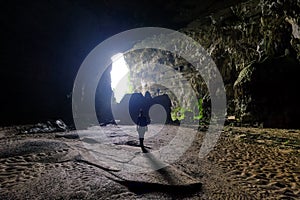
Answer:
[{"left": 0, "top": 125, "right": 299, "bottom": 199}]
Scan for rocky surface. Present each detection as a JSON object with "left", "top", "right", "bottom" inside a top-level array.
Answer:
[
  {"left": 124, "top": 0, "right": 300, "bottom": 128},
  {"left": 0, "top": 125, "right": 299, "bottom": 199}
]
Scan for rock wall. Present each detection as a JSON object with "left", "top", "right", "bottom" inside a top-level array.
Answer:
[
  {"left": 2, "top": 0, "right": 299, "bottom": 128},
  {"left": 124, "top": 48, "right": 206, "bottom": 120},
  {"left": 124, "top": 0, "right": 300, "bottom": 128},
  {"left": 112, "top": 92, "right": 172, "bottom": 125}
]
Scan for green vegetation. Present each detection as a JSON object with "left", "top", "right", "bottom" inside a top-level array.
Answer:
[
  {"left": 171, "top": 98, "right": 203, "bottom": 121},
  {"left": 194, "top": 98, "right": 203, "bottom": 120},
  {"left": 171, "top": 107, "right": 186, "bottom": 121}
]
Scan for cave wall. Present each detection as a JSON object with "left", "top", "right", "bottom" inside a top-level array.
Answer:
[
  {"left": 1, "top": 0, "right": 248, "bottom": 126},
  {"left": 95, "top": 66, "right": 114, "bottom": 124},
  {"left": 0, "top": 1, "right": 103, "bottom": 125},
  {"left": 124, "top": 0, "right": 300, "bottom": 128},
  {"left": 1, "top": 0, "right": 299, "bottom": 128}
]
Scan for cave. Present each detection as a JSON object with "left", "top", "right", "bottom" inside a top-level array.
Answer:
[
  {"left": 1, "top": 1, "right": 300, "bottom": 199},
  {"left": 2, "top": 0, "right": 299, "bottom": 129}
]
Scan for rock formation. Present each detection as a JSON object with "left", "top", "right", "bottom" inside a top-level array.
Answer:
[
  {"left": 124, "top": 0, "right": 300, "bottom": 128},
  {"left": 112, "top": 92, "right": 172, "bottom": 125},
  {"left": 1, "top": 0, "right": 299, "bottom": 129}
]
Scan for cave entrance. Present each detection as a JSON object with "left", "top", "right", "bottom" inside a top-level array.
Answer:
[{"left": 110, "top": 53, "right": 130, "bottom": 103}]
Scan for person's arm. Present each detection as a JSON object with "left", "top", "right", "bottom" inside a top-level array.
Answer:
[{"left": 137, "top": 117, "right": 140, "bottom": 130}]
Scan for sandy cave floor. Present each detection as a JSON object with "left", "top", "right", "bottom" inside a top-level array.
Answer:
[{"left": 0, "top": 124, "right": 299, "bottom": 200}]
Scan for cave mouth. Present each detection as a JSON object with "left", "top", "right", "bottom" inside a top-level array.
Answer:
[{"left": 110, "top": 53, "right": 130, "bottom": 103}]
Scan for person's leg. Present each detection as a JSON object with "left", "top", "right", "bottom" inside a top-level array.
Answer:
[
  {"left": 138, "top": 129, "right": 147, "bottom": 152},
  {"left": 138, "top": 130, "right": 142, "bottom": 145},
  {"left": 138, "top": 130, "right": 144, "bottom": 146},
  {"left": 140, "top": 138, "right": 147, "bottom": 153},
  {"left": 139, "top": 138, "right": 144, "bottom": 147}
]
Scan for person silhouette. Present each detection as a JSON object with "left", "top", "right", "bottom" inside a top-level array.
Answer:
[{"left": 136, "top": 109, "right": 148, "bottom": 153}]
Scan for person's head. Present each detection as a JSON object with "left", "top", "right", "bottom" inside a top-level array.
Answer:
[{"left": 145, "top": 91, "right": 151, "bottom": 98}]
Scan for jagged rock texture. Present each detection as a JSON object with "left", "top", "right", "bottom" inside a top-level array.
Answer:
[{"left": 124, "top": 0, "right": 300, "bottom": 128}]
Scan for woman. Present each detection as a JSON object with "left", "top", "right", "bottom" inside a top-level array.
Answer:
[{"left": 136, "top": 109, "right": 148, "bottom": 152}]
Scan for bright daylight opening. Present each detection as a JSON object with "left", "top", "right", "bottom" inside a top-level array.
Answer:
[{"left": 110, "top": 53, "right": 129, "bottom": 103}]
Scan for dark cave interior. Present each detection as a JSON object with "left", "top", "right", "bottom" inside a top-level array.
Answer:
[{"left": 1, "top": 0, "right": 299, "bottom": 129}]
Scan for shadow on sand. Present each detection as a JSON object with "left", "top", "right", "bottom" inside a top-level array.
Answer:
[
  {"left": 106, "top": 150, "right": 202, "bottom": 198},
  {"left": 113, "top": 178, "right": 202, "bottom": 197}
]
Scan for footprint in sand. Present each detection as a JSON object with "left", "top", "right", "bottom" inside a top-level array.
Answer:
[{"left": 0, "top": 139, "right": 75, "bottom": 192}]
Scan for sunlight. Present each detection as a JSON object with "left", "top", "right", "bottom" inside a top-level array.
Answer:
[{"left": 111, "top": 53, "right": 129, "bottom": 103}]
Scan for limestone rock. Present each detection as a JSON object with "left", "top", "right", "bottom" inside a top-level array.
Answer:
[{"left": 124, "top": 0, "right": 300, "bottom": 128}]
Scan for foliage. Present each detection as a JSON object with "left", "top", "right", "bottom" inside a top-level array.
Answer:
[
  {"left": 171, "top": 98, "right": 203, "bottom": 121},
  {"left": 194, "top": 98, "right": 203, "bottom": 120},
  {"left": 171, "top": 107, "right": 186, "bottom": 121}
]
